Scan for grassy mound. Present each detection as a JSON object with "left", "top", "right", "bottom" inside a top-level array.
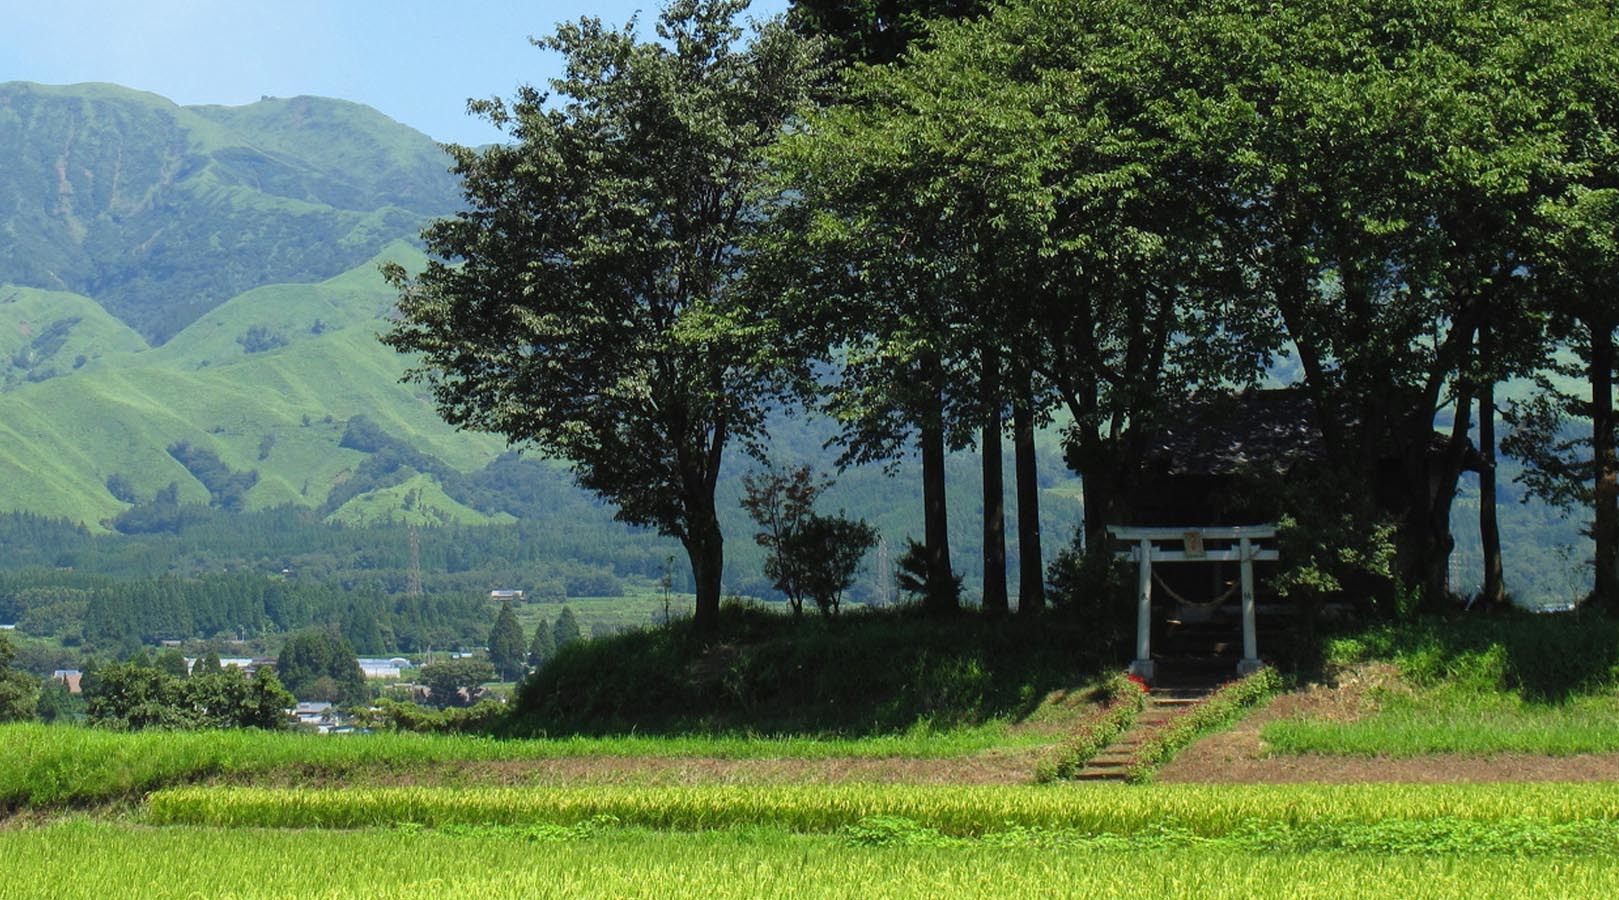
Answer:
[
  {"left": 1264, "top": 611, "right": 1619, "bottom": 757},
  {"left": 510, "top": 603, "right": 1107, "bottom": 736}
]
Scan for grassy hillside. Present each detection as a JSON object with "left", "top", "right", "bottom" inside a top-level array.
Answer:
[
  {"left": 0, "top": 285, "right": 148, "bottom": 388},
  {"left": 0, "top": 244, "right": 505, "bottom": 527}
]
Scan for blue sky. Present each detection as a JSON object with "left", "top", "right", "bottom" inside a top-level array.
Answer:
[{"left": 0, "top": 0, "right": 789, "bottom": 146}]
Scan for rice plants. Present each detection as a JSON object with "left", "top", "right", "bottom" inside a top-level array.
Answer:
[
  {"left": 0, "top": 722, "right": 1044, "bottom": 811},
  {"left": 6, "top": 820, "right": 1619, "bottom": 899},
  {"left": 144, "top": 782, "right": 1619, "bottom": 836}
]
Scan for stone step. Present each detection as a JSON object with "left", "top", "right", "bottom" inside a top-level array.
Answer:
[
  {"left": 1070, "top": 770, "right": 1129, "bottom": 782},
  {"left": 1151, "top": 696, "right": 1205, "bottom": 706}
]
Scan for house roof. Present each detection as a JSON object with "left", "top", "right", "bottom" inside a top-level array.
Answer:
[
  {"left": 1143, "top": 388, "right": 1483, "bottom": 477},
  {"left": 1145, "top": 390, "right": 1325, "bottom": 476}
]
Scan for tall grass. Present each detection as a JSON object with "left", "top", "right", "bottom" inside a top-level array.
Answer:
[{"left": 1321, "top": 614, "right": 1619, "bottom": 701}]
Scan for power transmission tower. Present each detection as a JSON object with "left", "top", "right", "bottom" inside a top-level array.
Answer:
[{"left": 407, "top": 526, "right": 424, "bottom": 598}]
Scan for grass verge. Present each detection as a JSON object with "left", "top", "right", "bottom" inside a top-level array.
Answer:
[
  {"left": 1125, "top": 667, "right": 1283, "bottom": 784},
  {"left": 1262, "top": 613, "right": 1619, "bottom": 757},
  {"left": 1032, "top": 673, "right": 1148, "bottom": 782}
]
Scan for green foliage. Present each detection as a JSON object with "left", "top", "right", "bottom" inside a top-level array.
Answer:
[
  {"left": 894, "top": 538, "right": 959, "bottom": 608},
  {"left": 153, "top": 649, "right": 189, "bottom": 679},
  {"left": 741, "top": 465, "right": 877, "bottom": 617},
  {"left": 487, "top": 599, "right": 526, "bottom": 681},
  {"left": 372, "top": 698, "right": 509, "bottom": 734},
  {"left": 1266, "top": 614, "right": 1619, "bottom": 756},
  {"left": 526, "top": 617, "right": 555, "bottom": 671},
  {"left": 511, "top": 605, "right": 1100, "bottom": 734},
  {"left": 1044, "top": 532, "right": 1133, "bottom": 658},
  {"left": 83, "top": 661, "right": 291, "bottom": 731},
  {"left": 418, "top": 658, "right": 496, "bottom": 708},
  {"left": 788, "top": 0, "right": 985, "bottom": 66},
  {"left": 34, "top": 678, "right": 83, "bottom": 724},
  {"left": 551, "top": 607, "right": 582, "bottom": 651},
  {"left": 1321, "top": 614, "right": 1619, "bottom": 702},
  {"left": 0, "top": 633, "right": 37, "bottom": 723},
  {"left": 274, "top": 630, "right": 367, "bottom": 706},
  {"left": 382, "top": 0, "right": 823, "bottom": 632}
]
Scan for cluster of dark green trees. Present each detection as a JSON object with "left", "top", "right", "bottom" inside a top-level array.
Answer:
[
  {"left": 0, "top": 569, "right": 492, "bottom": 657},
  {"left": 385, "top": 0, "right": 1619, "bottom": 628},
  {"left": 82, "top": 656, "right": 293, "bottom": 730}
]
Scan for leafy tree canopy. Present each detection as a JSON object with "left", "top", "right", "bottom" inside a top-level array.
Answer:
[{"left": 384, "top": 0, "right": 822, "bottom": 632}]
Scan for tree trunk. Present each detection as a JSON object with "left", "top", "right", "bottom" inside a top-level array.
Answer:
[
  {"left": 1013, "top": 366, "right": 1045, "bottom": 614},
  {"left": 685, "top": 497, "right": 725, "bottom": 634},
  {"left": 981, "top": 348, "right": 1008, "bottom": 615},
  {"left": 1479, "top": 324, "right": 1505, "bottom": 609},
  {"left": 1410, "top": 390, "right": 1472, "bottom": 612},
  {"left": 919, "top": 355, "right": 958, "bottom": 614},
  {"left": 1592, "top": 320, "right": 1618, "bottom": 609}
]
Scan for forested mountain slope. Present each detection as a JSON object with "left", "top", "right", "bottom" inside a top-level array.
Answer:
[{"left": 0, "top": 81, "right": 460, "bottom": 343}]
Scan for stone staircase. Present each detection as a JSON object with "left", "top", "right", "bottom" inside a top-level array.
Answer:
[{"left": 1071, "top": 664, "right": 1228, "bottom": 782}]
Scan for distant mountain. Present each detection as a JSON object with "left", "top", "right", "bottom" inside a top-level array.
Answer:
[
  {"left": 0, "top": 81, "right": 1088, "bottom": 601},
  {"left": 0, "top": 82, "right": 461, "bottom": 343}
]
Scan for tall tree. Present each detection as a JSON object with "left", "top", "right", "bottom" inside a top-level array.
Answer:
[
  {"left": 788, "top": 0, "right": 986, "bottom": 66},
  {"left": 487, "top": 597, "right": 526, "bottom": 681},
  {"left": 275, "top": 629, "right": 366, "bottom": 706},
  {"left": 383, "top": 0, "right": 820, "bottom": 633},
  {"left": 527, "top": 616, "right": 556, "bottom": 671},
  {"left": 552, "top": 606, "right": 582, "bottom": 650},
  {"left": 1510, "top": 189, "right": 1619, "bottom": 609}
]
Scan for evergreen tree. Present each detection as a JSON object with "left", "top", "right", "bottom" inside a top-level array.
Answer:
[
  {"left": 527, "top": 616, "right": 555, "bottom": 671},
  {"left": 552, "top": 607, "right": 581, "bottom": 650},
  {"left": 487, "top": 598, "right": 526, "bottom": 681}
]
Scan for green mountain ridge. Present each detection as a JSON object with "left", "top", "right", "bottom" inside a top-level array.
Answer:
[
  {"left": 0, "top": 81, "right": 460, "bottom": 343},
  {"left": 0, "top": 243, "right": 510, "bottom": 529}
]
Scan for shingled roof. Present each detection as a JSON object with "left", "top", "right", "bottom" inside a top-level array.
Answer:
[{"left": 1143, "top": 389, "right": 1326, "bottom": 476}]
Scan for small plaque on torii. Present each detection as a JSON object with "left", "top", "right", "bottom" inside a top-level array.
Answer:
[{"left": 1182, "top": 531, "right": 1205, "bottom": 558}]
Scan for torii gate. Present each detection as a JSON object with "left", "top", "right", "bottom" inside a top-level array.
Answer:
[{"left": 1108, "top": 524, "right": 1279, "bottom": 682}]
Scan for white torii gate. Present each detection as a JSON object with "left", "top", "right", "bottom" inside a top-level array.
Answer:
[{"left": 1108, "top": 524, "right": 1279, "bottom": 682}]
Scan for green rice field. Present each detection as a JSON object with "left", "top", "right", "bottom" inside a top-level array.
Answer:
[
  {"left": 0, "top": 722, "right": 1045, "bottom": 810},
  {"left": 4, "top": 821, "right": 1617, "bottom": 899}
]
